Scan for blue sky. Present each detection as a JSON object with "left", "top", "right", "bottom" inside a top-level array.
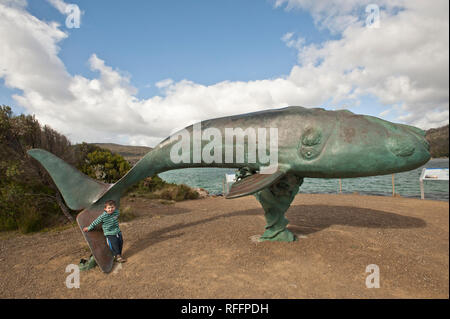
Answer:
[
  {"left": 24, "top": 0, "right": 332, "bottom": 95},
  {"left": 0, "top": 0, "right": 448, "bottom": 145}
]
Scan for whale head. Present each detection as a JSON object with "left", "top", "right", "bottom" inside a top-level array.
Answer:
[{"left": 290, "top": 110, "right": 430, "bottom": 178}]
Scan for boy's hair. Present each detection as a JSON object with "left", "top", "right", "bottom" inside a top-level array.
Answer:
[{"left": 104, "top": 200, "right": 116, "bottom": 208}]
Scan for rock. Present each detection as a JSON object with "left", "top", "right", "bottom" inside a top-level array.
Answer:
[{"left": 195, "top": 187, "right": 209, "bottom": 199}]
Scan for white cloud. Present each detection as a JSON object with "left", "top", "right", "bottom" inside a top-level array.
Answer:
[
  {"left": 155, "top": 78, "right": 174, "bottom": 89},
  {"left": 0, "top": 0, "right": 26, "bottom": 8},
  {"left": 0, "top": 0, "right": 448, "bottom": 148},
  {"left": 281, "top": 32, "right": 305, "bottom": 50},
  {"left": 276, "top": 0, "right": 449, "bottom": 129},
  {"left": 273, "top": 0, "right": 401, "bottom": 33},
  {"left": 47, "top": 0, "right": 70, "bottom": 14}
]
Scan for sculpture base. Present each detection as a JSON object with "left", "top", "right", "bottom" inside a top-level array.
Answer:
[
  {"left": 259, "top": 229, "right": 297, "bottom": 242},
  {"left": 254, "top": 173, "right": 304, "bottom": 242}
]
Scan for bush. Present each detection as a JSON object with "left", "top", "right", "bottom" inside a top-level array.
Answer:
[
  {"left": 17, "top": 205, "right": 44, "bottom": 233},
  {"left": 0, "top": 211, "right": 17, "bottom": 231},
  {"left": 128, "top": 174, "right": 200, "bottom": 201},
  {"left": 138, "top": 175, "right": 167, "bottom": 193},
  {"left": 158, "top": 184, "right": 199, "bottom": 201}
]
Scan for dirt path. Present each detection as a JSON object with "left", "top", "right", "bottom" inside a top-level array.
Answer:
[{"left": 0, "top": 194, "right": 448, "bottom": 298}]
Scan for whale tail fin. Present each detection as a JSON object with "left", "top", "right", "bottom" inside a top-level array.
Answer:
[
  {"left": 28, "top": 148, "right": 119, "bottom": 273},
  {"left": 27, "top": 149, "right": 112, "bottom": 210}
]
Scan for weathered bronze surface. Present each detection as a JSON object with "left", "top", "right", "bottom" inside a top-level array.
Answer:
[
  {"left": 28, "top": 106, "right": 431, "bottom": 272},
  {"left": 254, "top": 173, "right": 304, "bottom": 242},
  {"left": 76, "top": 209, "right": 114, "bottom": 272}
]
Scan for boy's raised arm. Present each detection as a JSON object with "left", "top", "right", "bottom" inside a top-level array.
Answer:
[{"left": 86, "top": 212, "right": 105, "bottom": 231}]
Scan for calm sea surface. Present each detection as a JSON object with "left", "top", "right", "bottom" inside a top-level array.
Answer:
[{"left": 159, "top": 158, "right": 449, "bottom": 201}]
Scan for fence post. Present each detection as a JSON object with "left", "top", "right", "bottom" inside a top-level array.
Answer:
[
  {"left": 392, "top": 174, "right": 395, "bottom": 196},
  {"left": 419, "top": 168, "right": 426, "bottom": 200}
]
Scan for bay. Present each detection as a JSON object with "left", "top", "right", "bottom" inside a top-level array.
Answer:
[{"left": 159, "top": 158, "right": 449, "bottom": 201}]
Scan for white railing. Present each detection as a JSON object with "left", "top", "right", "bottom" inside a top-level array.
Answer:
[
  {"left": 223, "top": 173, "right": 236, "bottom": 195},
  {"left": 419, "top": 168, "right": 449, "bottom": 199}
]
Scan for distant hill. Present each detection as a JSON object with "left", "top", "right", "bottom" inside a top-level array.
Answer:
[
  {"left": 426, "top": 124, "right": 449, "bottom": 158},
  {"left": 92, "top": 143, "right": 152, "bottom": 164}
]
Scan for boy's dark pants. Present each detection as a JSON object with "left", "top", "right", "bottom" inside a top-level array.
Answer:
[{"left": 106, "top": 232, "right": 123, "bottom": 257}]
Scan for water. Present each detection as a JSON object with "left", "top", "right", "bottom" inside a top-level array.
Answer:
[{"left": 159, "top": 158, "right": 449, "bottom": 201}]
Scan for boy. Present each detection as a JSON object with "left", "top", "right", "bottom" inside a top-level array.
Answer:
[{"left": 83, "top": 200, "right": 126, "bottom": 263}]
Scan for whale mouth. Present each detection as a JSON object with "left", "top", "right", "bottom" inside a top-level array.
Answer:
[
  {"left": 400, "top": 125, "right": 430, "bottom": 152},
  {"left": 422, "top": 138, "right": 431, "bottom": 152}
]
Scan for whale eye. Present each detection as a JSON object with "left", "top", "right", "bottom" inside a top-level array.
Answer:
[{"left": 300, "top": 147, "right": 318, "bottom": 160}]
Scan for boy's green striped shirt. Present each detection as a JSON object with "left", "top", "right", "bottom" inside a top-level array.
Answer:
[{"left": 87, "top": 210, "right": 121, "bottom": 235}]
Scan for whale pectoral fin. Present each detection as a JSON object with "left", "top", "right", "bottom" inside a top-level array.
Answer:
[{"left": 225, "top": 170, "right": 286, "bottom": 199}]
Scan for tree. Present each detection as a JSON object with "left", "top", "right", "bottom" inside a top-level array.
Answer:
[
  {"left": 0, "top": 105, "right": 75, "bottom": 231},
  {"left": 78, "top": 149, "right": 131, "bottom": 184}
]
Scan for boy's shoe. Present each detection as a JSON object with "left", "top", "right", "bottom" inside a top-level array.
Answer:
[{"left": 116, "top": 256, "right": 127, "bottom": 263}]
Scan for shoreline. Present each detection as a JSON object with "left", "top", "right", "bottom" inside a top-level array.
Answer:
[
  {"left": 161, "top": 158, "right": 449, "bottom": 202},
  {"left": 209, "top": 191, "right": 449, "bottom": 201}
]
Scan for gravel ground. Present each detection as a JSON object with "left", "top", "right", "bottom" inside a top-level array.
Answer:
[{"left": 0, "top": 194, "right": 448, "bottom": 298}]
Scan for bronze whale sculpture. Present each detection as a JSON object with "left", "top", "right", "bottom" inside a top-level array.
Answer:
[{"left": 28, "top": 106, "right": 431, "bottom": 272}]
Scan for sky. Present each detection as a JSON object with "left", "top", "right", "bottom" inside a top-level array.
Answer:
[{"left": 0, "top": 0, "right": 448, "bottom": 147}]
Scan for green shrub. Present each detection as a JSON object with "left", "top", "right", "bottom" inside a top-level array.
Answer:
[
  {"left": 138, "top": 175, "right": 167, "bottom": 193},
  {"left": 17, "top": 205, "right": 44, "bottom": 233},
  {"left": 0, "top": 211, "right": 17, "bottom": 231},
  {"left": 130, "top": 175, "right": 199, "bottom": 201},
  {"left": 158, "top": 184, "right": 199, "bottom": 201}
]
